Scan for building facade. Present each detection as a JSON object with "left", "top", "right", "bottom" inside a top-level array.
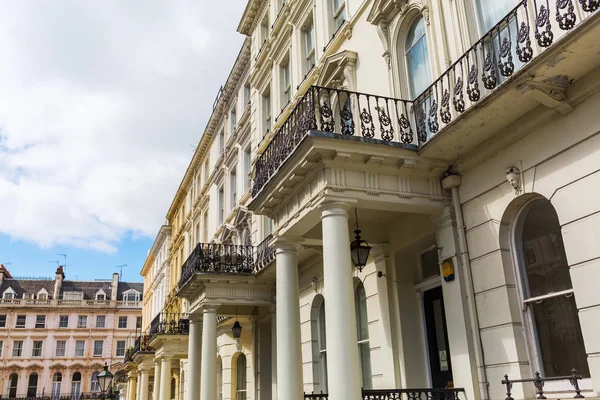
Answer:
[
  {"left": 127, "top": 1, "right": 600, "bottom": 400},
  {"left": 0, "top": 265, "right": 142, "bottom": 398}
]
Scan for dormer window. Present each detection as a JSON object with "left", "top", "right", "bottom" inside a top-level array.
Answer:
[
  {"left": 122, "top": 290, "right": 140, "bottom": 302},
  {"left": 37, "top": 289, "right": 49, "bottom": 300},
  {"left": 3, "top": 288, "right": 16, "bottom": 299},
  {"left": 24, "top": 293, "right": 35, "bottom": 300},
  {"left": 95, "top": 290, "right": 107, "bottom": 301}
]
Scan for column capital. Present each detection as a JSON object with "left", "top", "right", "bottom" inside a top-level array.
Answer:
[
  {"left": 319, "top": 201, "right": 353, "bottom": 218},
  {"left": 201, "top": 304, "right": 218, "bottom": 314},
  {"left": 271, "top": 236, "right": 301, "bottom": 253}
]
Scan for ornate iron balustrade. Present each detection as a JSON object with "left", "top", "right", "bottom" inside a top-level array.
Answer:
[
  {"left": 304, "top": 388, "right": 465, "bottom": 400},
  {"left": 255, "top": 234, "right": 275, "bottom": 273},
  {"left": 132, "top": 335, "right": 154, "bottom": 355},
  {"left": 252, "top": 86, "right": 415, "bottom": 197},
  {"left": 148, "top": 312, "right": 189, "bottom": 339},
  {"left": 252, "top": 0, "right": 599, "bottom": 198},
  {"left": 179, "top": 242, "right": 255, "bottom": 288},
  {"left": 413, "top": 0, "right": 598, "bottom": 145},
  {"left": 502, "top": 369, "right": 585, "bottom": 400}
]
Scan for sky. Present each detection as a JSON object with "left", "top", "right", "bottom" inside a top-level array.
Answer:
[{"left": 0, "top": 0, "right": 248, "bottom": 282}]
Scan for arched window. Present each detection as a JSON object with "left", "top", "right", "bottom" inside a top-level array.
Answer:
[
  {"left": 27, "top": 373, "right": 38, "bottom": 397},
  {"left": 71, "top": 372, "right": 82, "bottom": 398},
  {"left": 236, "top": 354, "right": 247, "bottom": 400},
  {"left": 8, "top": 373, "right": 18, "bottom": 398},
  {"left": 405, "top": 16, "right": 431, "bottom": 99},
  {"left": 515, "top": 198, "right": 589, "bottom": 377},
  {"left": 52, "top": 373, "right": 63, "bottom": 398},
  {"left": 216, "top": 356, "right": 223, "bottom": 400},
  {"left": 90, "top": 371, "right": 100, "bottom": 392},
  {"left": 355, "top": 282, "right": 372, "bottom": 389}
]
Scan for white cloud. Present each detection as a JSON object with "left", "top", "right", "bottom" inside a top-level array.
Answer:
[{"left": 0, "top": 0, "right": 247, "bottom": 251}]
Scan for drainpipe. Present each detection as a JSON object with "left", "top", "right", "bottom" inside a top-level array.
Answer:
[{"left": 441, "top": 173, "right": 490, "bottom": 400}]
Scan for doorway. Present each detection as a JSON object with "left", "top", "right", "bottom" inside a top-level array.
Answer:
[{"left": 423, "top": 286, "right": 453, "bottom": 388}]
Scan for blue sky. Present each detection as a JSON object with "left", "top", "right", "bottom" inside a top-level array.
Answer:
[
  {"left": 0, "top": 1, "right": 247, "bottom": 281},
  {"left": 0, "top": 233, "right": 151, "bottom": 282}
]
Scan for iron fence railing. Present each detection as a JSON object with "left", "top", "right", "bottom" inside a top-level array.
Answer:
[
  {"left": 252, "top": 0, "right": 599, "bottom": 198},
  {"left": 255, "top": 234, "right": 275, "bottom": 274},
  {"left": 502, "top": 369, "right": 586, "bottom": 399},
  {"left": 133, "top": 335, "right": 154, "bottom": 355},
  {"left": 304, "top": 388, "right": 465, "bottom": 400},
  {"left": 148, "top": 312, "right": 189, "bottom": 338}
]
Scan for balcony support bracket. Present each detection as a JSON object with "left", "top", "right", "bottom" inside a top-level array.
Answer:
[{"left": 521, "top": 80, "right": 574, "bottom": 116}]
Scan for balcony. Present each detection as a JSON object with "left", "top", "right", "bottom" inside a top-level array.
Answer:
[
  {"left": 255, "top": 234, "right": 275, "bottom": 274},
  {"left": 304, "top": 388, "right": 465, "bottom": 400},
  {"left": 148, "top": 312, "right": 189, "bottom": 339},
  {"left": 252, "top": 0, "right": 600, "bottom": 198},
  {"left": 179, "top": 243, "right": 256, "bottom": 288}
]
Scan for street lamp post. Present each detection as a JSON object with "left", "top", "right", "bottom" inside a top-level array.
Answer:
[{"left": 97, "top": 363, "right": 114, "bottom": 400}]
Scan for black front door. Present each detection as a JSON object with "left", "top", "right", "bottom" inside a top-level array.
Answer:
[{"left": 423, "top": 286, "right": 454, "bottom": 388}]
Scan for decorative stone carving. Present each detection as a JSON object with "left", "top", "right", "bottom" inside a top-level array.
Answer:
[
  {"left": 421, "top": 6, "right": 430, "bottom": 26},
  {"left": 505, "top": 166, "right": 522, "bottom": 194}
]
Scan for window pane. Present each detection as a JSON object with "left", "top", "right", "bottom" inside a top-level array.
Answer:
[
  {"left": 355, "top": 284, "right": 369, "bottom": 341},
  {"left": 531, "top": 295, "right": 589, "bottom": 377},
  {"left": 476, "top": 0, "right": 517, "bottom": 32},
  {"left": 521, "top": 201, "right": 573, "bottom": 298},
  {"left": 406, "top": 18, "right": 431, "bottom": 98}
]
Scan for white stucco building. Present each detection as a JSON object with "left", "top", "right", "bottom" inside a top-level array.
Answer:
[{"left": 126, "top": 1, "right": 600, "bottom": 400}]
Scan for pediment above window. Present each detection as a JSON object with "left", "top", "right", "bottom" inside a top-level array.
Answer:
[
  {"left": 316, "top": 50, "right": 358, "bottom": 91},
  {"left": 368, "top": 0, "right": 408, "bottom": 25}
]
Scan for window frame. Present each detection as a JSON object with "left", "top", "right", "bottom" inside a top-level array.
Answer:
[
  {"left": 56, "top": 340, "right": 67, "bottom": 357},
  {"left": 118, "top": 316, "right": 128, "bottom": 329},
  {"left": 116, "top": 340, "right": 126, "bottom": 357},
  {"left": 12, "top": 340, "right": 23, "bottom": 357},
  {"left": 511, "top": 197, "right": 592, "bottom": 387},
  {"left": 0, "top": 314, "right": 6, "bottom": 328},
  {"left": 96, "top": 315, "right": 106, "bottom": 328},
  {"left": 332, "top": 0, "right": 346, "bottom": 31},
  {"left": 35, "top": 315, "right": 46, "bottom": 329},
  {"left": 32, "top": 340, "right": 43, "bottom": 357},
  {"left": 93, "top": 340, "right": 104, "bottom": 357},
  {"left": 15, "top": 314, "right": 26, "bottom": 328},
  {"left": 355, "top": 281, "right": 372, "bottom": 389},
  {"left": 303, "top": 18, "right": 316, "bottom": 75},
  {"left": 77, "top": 315, "right": 87, "bottom": 329},
  {"left": 59, "top": 315, "right": 69, "bottom": 328},
  {"left": 403, "top": 15, "right": 432, "bottom": 100},
  {"left": 75, "top": 340, "right": 85, "bottom": 357}
]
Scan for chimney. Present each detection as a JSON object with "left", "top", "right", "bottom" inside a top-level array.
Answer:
[
  {"left": 0, "top": 264, "right": 11, "bottom": 284},
  {"left": 111, "top": 272, "right": 119, "bottom": 301},
  {"left": 54, "top": 266, "right": 65, "bottom": 299}
]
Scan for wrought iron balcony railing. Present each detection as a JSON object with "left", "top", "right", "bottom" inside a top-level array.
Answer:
[
  {"left": 502, "top": 369, "right": 586, "bottom": 400},
  {"left": 148, "top": 312, "right": 189, "bottom": 338},
  {"left": 304, "top": 388, "right": 465, "bottom": 400},
  {"left": 252, "top": 0, "right": 599, "bottom": 198},
  {"left": 255, "top": 234, "right": 275, "bottom": 274},
  {"left": 132, "top": 334, "right": 154, "bottom": 355},
  {"left": 252, "top": 86, "right": 416, "bottom": 197},
  {"left": 179, "top": 243, "right": 255, "bottom": 288}
]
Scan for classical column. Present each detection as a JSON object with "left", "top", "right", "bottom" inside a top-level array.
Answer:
[
  {"left": 274, "top": 240, "right": 303, "bottom": 400},
  {"left": 320, "top": 202, "right": 362, "bottom": 400},
  {"left": 129, "top": 373, "right": 138, "bottom": 400},
  {"left": 139, "top": 368, "right": 150, "bottom": 400},
  {"left": 200, "top": 306, "right": 217, "bottom": 400},
  {"left": 160, "top": 356, "right": 172, "bottom": 400},
  {"left": 153, "top": 359, "right": 162, "bottom": 400},
  {"left": 126, "top": 378, "right": 132, "bottom": 400},
  {"left": 187, "top": 318, "right": 202, "bottom": 400},
  {"left": 137, "top": 371, "right": 142, "bottom": 400}
]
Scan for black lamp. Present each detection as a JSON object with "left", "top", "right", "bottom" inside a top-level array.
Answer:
[
  {"left": 232, "top": 321, "right": 242, "bottom": 339},
  {"left": 97, "top": 363, "right": 114, "bottom": 394},
  {"left": 232, "top": 307, "right": 242, "bottom": 340},
  {"left": 350, "top": 208, "right": 371, "bottom": 272}
]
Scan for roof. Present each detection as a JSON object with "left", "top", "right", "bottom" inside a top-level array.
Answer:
[{"left": 0, "top": 279, "right": 143, "bottom": 300}]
